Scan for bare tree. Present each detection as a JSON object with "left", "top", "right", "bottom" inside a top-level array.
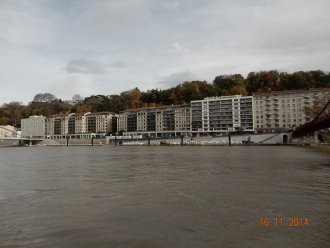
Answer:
[
  {"left": 72, "top": 94, "right": 83, "bottom": 102},
  {"left": 32, "top": 93, "right": 57, "bottom": 103}
]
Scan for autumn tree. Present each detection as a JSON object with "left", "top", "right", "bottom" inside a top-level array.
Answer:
[
  {"left": 128, "top": 88, "right": 143, "bottom": 109},
  {"left": 0, "top": 102, "right": 25, "bottom": 127},
  {"left": 83, "top": 95, "right": 110, "bottom": 112},
  {"left": 213, "top": 74, "right": 247, "bottom": 95},
  {"left": 0, "top": 116, "right": 11, "bottom": 125},
  {"left": 246, "top": 71, "right": 280, "bottom": 93}
]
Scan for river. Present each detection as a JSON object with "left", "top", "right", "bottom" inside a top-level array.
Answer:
[{"left": 0, "top": 146, "right": 329, "bottom": 247}]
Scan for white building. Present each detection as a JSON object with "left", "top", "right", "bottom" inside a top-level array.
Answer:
[
  {"left": 0, "top": 125, "right": 17, "bottom": 138},
  {"left": 21, "top": 116, "right": 45, "bottom": 138},
  {"left": 253, "top": 88, "right": 330, "bottom": 132},
  {"left": 117, "top": 113, "right": 128, "bottom": 132},
  {"left": 191, "top": 95, "right": 254, "bottom": 136}
]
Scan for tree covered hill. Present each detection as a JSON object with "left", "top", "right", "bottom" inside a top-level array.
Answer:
[{"left": 1, "top": 70, "right": 329, "bottom": 127}]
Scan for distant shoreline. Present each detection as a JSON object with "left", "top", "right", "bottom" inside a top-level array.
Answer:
[{"left": 2, "top": 143, "right": 329, "bottom": 148}]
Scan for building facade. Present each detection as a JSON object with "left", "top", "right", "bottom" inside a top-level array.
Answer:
[
  {"left": 45, "top": 112, "right": 115, "bottom": 139},
  {"left": 21, "top": 116, "right": 45, "bottom": 138},
  {"left": 253, "top": 88, "right": 330, "bottom": 132},
  {"left": 191, "top": 95, "right": 254, "bottom": 136},
  {"left": 20, "top": 88, "right": 329, "bottom": 140},
  {"left": 45, "top": 114, "right": 68, "bottom": 139},
  {"left": 117, "top": 105, "right": 191, "bottom": 138}
]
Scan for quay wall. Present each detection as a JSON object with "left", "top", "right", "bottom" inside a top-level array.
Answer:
[
  {"left": 50, "top": 138, "right": 105, "bottom": 146},
  {"left": 112, "top": 133, "right": 292, "bottom": 146},
  {"left": 0, "top": 139, "right": 19, "bottom": 146}
]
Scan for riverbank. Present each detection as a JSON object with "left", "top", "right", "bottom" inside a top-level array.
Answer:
[
  {"left": 108, "top": 133, "right": 292, "bottom": 146},
  {"left": 1, "top": 133, "right": 329, "bottom": 147}
]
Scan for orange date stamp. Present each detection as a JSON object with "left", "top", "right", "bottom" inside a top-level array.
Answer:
[{"left": 260, "top": 217, "right": 309, "bottom": 227}]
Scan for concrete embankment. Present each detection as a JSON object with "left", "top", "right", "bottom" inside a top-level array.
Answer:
[
  {"left": 4, "top": 133, "right": 326, "bottom": 147},
  {"left": 40, "top": 138, "right": 106, "bottom": 146},
  {"left": 113, "top": 133, "right": 293, "bottom": 146},
  {"left": 0, "top": 139, "right": 19, "bottom": 147}
]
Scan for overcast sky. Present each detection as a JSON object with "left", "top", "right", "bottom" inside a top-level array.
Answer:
[{"left": 1, "top": 0, "right": 329, "bottom": 104}]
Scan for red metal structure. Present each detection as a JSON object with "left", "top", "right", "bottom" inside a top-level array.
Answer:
[{"left": 293, "top": 99, "right": 330, "bottom": 138}]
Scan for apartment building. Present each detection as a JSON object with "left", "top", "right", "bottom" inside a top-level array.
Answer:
[
  {"left": 191, "top": 95, "right": 254, "bottom": 136},
  {"left": 45, "top": 114, "right": 68, "bottom": 139},
  {"left": 21, "top": 115, "right": 45, "bottom": 138},
  {"left": 117, "top": 105, "right": 191, "bottom": 138},
  {"left": 20, "top": 88, "right": 329, "bottom": 140},
  {"left": 45, "top": 112, "right": 115, "bottom": 139},
  {"left": 68, "top": 113, "right": 88, "bottom": 135},
  {"left": 87, "top": 112, "right": 113, "bottom": 134},
  {"left": 127, "top": 112, "right": 137, "bottom": 132},
  {"left": 253, "top": 88, "right": 330, "bottom": 132},
  {"left": 175, "top": 107, "right": 191, "bottom": 132}
]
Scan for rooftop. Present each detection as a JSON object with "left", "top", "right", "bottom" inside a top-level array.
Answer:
[{"left": 253, "top": 88, "right": 330, "bottom": 96}]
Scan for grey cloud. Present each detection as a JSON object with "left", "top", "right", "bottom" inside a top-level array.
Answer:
[
  {"left": 110, "top": 61, "right": 127, "bottom": 68},
  {"left": 159, "top": 71, "right": 196, "bottom": 87},
  {"left": 66, "top": 59, "right": 107, "bottom": 74},
  {"left": 1, "top": 0, "right": 330, "bottom": 104},
  {"left": 0, "top": 1, "right": 54, "bottom": 47},
  {"left": 163, "top": 1, "right": 180, "bottom": 10},
  {"left": 73, "top": 0, "right": 155, "bottom": 41},
  {"left": 50, "top": 74, "right": 92, "bottom": 100}
]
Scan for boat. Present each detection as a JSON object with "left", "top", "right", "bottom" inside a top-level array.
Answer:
[{"left": 160, "top": 140, "right": 170, "bottom": 145}]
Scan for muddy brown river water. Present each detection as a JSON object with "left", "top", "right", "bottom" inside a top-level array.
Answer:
[{"left": 0, "top": 146, "right": 329, "bottom": 247}]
